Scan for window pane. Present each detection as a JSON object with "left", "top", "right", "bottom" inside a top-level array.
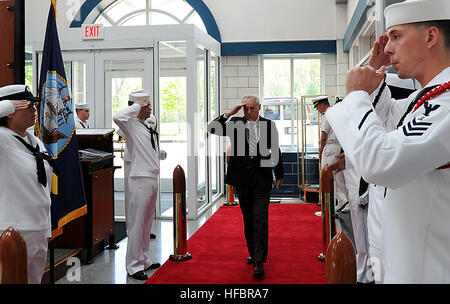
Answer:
[
  {"left": 105, "top": 0, "right": 146, "bottom": 23},
  {"left": 185, "top": 12, "right": 207, "bottom": 33},
  {"left": 148, "top": 12, "right": 178, "bottom": 25},
  {"left": 121, "top": 12, "right": 147, "bottom": 26},
  {"left": 95, "top": 15, "right": 113, "bottom": 27},
  {"left": 293, "top": 58, "right": 321, "bottom": 96},
  {"left": 262, "top": 105, "right": 280, "bottom": 120},
  {"left": 263, "top": 59, "right": 290, "bottom": 98},
  {"left": 152, "top": 0, "right": 193, "bottom": 21}
]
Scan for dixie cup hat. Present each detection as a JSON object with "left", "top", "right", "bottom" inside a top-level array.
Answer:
[
  {"left": 385, "top": 0, "right": 450, "bottom": 29},
  {"left": 0, "top": 84, "right": 40, "bottom": 103}
]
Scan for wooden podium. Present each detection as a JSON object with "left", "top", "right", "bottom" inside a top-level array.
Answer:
[{"left": 52, "top": 128, "right": 117, "bottom": 264}]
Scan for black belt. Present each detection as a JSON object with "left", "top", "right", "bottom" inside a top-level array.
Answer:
[{"left": 14, "top": 135, "right": 59, "bottom": 187}]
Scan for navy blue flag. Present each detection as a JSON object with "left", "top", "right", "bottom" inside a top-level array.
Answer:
[{"left": 35, "top": 2, "right": 86, "bottom": 238}]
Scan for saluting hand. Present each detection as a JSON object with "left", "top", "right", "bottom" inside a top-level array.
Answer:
[
  {"left": 226, "top": 103, "right": 245, "bottom": 118},
  {"left": 368, "top": 34, "right": 391, "bottom": 70},
  {"left": 11, "top": 100, "right": 30, "bottom": 111},
  {"left": 134, "top": 98, "right": 149, "bottom": 108}
]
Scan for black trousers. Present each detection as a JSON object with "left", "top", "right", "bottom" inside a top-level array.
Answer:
[{"left": 235, "top": 178, "right": 271, "bottom": 263}]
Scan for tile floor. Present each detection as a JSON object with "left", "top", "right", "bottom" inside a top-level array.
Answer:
[{"left": 55, "top": 199, "right": 225, "bottom": 284}]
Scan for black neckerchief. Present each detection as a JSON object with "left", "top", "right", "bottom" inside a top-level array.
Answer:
[
  {"left": 14, "top": 135, "right": 59, "bottom": 187},
  {"left": 138, "top": 120, "right": 159, "bottom": 151},
  {"left": 396, "top": 84, "right": 440, "bottom": 128}
]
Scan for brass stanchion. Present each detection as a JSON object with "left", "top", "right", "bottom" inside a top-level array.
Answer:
[
  {"left": 223, "top": 146, "right": 238, "bottom": 206},
  {"left": 317, "top": 164, "right": 334, "bottom": 262},
  {"left": 224, "top": 184, "right": 238, "bottom": 206},
  {"left": 169, "top": 165, "right": 192, "bottom": 261}
]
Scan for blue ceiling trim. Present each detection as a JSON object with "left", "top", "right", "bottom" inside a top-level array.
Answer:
[
  {"left": 343, "top": 0, "right": 373, "bottom": 52},
  {"left": 69, "top": 0, "right": 221, "bottom": 42},
  {"left": 221, "top": 40, "right": 337, "bottom": 56},
  {"left": 185, "top": 0, "right": 221, "bottom": 42},
  {"left": 70, "top": 0, "right": 102, "bottom": 28}
]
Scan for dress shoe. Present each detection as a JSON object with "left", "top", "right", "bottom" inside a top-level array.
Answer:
[
  {"left": 150, "top": 233, "right": 156, "bottom": 239},
  {"left": 246, "top": 256, "right": 255, "bottom": 265},
  {"left": 129, "top": 270, "right": 148, "bottom": 281},
  {"left": 253, "top": 262, "right": 265, "bottom": 280},
  {"left": 145, "top": 263, "right": 161, "bottom": 271}
]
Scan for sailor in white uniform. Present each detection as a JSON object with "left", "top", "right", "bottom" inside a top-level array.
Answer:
[
  {"left": 0, "top": 85, "right": 55, "bottom": 284},
  {"left": 113, "top": 89, "right": 160, "bottom": 281},
  {"left": 74, "top": 102, "right": 90, "bottom": 129},
  {"left": 315, "top": 96, "right": 349, "bottom": 212},
  {"left": 362, "top": 74, "right": 416, "bottom": 284},
  {"left": 326, "top": 0, "right": 450, "bottom": 283}
]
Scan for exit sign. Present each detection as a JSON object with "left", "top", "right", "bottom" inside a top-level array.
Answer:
[{"left": 82, "top": 24, "right": 104, "bottom": 40}]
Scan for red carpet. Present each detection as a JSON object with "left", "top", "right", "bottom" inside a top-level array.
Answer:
[{"left": 145, "top": 203, "right": 325, "bottom": 284}]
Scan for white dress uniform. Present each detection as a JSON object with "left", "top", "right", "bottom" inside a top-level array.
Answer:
[
  {"left": 74, "top": 116, "right": 89, "bottom": 129},
  {"left": 117, "top": 114, "right": 157, "bottom": 236},
  {"left": 320, "top": 113, "right": 348, "bottom": 206},
  {"left": 367, "top": 183, "right": 386, "bottom": 283},
  {"left": 326, "top": 67, "right": 450, "bottom": 283},
  {"left": 113, "top": 104, "right": 160, "bottom": 276},
  {"left": 0, "top": 100, "right": 53, "bottom": 284},
  {"left": 365, "top": 74, "right": 416, "bottom": 284},
  {"left": 342, "top": 160, "right": 372, "bottom": 283}
]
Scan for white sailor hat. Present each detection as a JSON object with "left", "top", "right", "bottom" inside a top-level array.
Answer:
[
  {"left": 385, "top": 0, "right": 450, "bottom": 29},
  {"left": 312, "top": 96, "right": 329, "bottom": 108},
  {"left": 129, "top": 88, "right": 151, "bottom": 102},
  {"left": 75, "top": 102, "right": 90, "bottom": 110},
  {"left": 0, "top": 84, "right": 40, "bottom": 103}
]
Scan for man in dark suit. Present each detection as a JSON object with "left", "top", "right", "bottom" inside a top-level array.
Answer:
[{"left": 208, "top": 95, "right": 284, "bottom": 279}]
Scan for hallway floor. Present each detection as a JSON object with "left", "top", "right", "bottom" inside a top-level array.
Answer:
[
  {"left": 55, "top": 199, "right": 225, "bottom": 284},
  {"left": 53, "top": 197, "right": 337, "bottom": 284}
]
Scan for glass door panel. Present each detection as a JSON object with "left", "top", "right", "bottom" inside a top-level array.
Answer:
[
  {"left": 158, "top": 41, "right": 187, "bottom": 217},
  {"left": 196, "top": 46, "right": 207, "bottom": 213},
  {"left": 104, "top": 60, "right": 144, "bottom": 192},
  {"left": 208, "top": 54, "right": 220, "bottom": 200}
]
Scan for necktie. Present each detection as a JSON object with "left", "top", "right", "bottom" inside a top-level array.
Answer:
[
  {"left": 14, "top": 135, "right": 47, "bottom": 187},
  {"left": 247, "top": 121, "right": 258, "bottom": 156}
]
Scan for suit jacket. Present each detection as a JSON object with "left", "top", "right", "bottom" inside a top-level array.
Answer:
[{"left": 208, "top": 114, "right": 284, "bottom": 193}]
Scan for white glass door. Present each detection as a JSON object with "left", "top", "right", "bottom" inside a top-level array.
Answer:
[{"left": 95, "top": 49, "right": 153, "bottom": 218}]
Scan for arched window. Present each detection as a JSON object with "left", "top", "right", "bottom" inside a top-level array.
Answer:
[{"left": 86, "top": 0, "right": 207, "bottom": 33}]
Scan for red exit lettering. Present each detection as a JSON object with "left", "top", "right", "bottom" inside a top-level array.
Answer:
[
  {"left": 82, "top": 24, "right": 103, "bottom": 40},
  {"left": 85, "top": 25, "right": 100, "bottom": 38}
]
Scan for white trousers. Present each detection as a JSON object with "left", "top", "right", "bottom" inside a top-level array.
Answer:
[
  {"left": 368, "top": 245, "right": 384, "bottom": 284},
  {"left": 126, "top": 176, "right": 158, "bottom": 275},
  {"left": 344, "top": 167, "right": 373, "bottom": 283},
  {"left": 323, "top": 143, "right": 348, "bottom": 205},
  {"left": 20, "top": 229, "right": 48, "bottom": 284},
  {"left": 123, "top": 160, "right": 131, "bottom": 221}
]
